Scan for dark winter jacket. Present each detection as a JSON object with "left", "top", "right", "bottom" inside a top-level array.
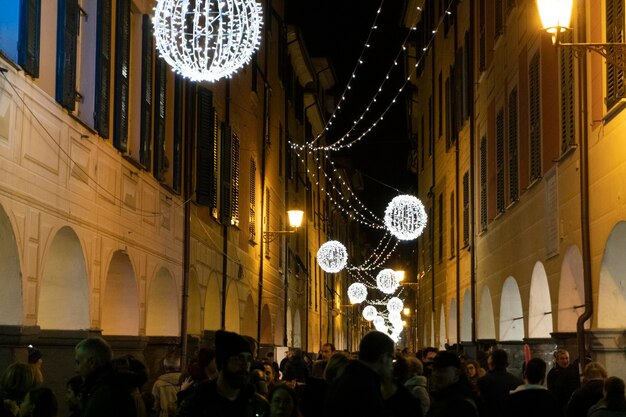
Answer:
[
  {"left": 566, "top": 379, "right": 605, "bottom": 417},
  {"left": 81, "top": 365, "right": 137, "bottom": 417},
  {"left": 176, "top": 379, "right": 269, "bottom": 417},
  {"left": 426, "top": 378, "right": 479, "bottom": 417},
  {"left": 503, "top": 384, "right": 562, "bottom": 417},
  {"left": 548, "top": 364, "right": 581, "bottom": 411},
  {"left": 477, "top": 369, "right": 523, "bottom": 417}
]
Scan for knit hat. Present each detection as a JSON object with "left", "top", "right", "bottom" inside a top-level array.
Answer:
[
  {"left": 215, "top": 330, "right": 251, "bottom": 370},
  {"left": 27, "top": 345, "right": 42, "bottom": 364}
]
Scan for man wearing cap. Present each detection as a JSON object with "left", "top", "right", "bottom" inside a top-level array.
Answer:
[
  {"left": 324, "top": 331, "right": 421, "bottom": 417},
  {"left": 427, "top": 350, "right": 479, "bottom": 417},
  {"left": 177, "top": 330, "right": 269, "bottom": 417}
]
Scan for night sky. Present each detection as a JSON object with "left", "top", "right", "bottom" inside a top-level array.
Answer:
[{"left": 287, "top": 0, "right": 417, "bottom": 267}]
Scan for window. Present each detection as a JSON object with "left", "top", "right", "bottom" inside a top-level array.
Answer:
[
  {"left": 529, "top": 51, "right": 542, "bottom": 181},
  {"left": 560, "top": 31, "right": 575, "bottom": 151},
  {"left": 95, "top": 0, "right": 112, "bottom": 138},
  {"left": 463, "top": 172, "right": 469, "bottom": 246},
  {"left": 231, "top": 133, "right": 240, "bottom": 227},
  {"left": 195, "top": 87, "right": 218, "bottom": 210},
  {"left": 153, "top": 57, "right": 167, "bottom": 182},
  {"left": 438, "top": 71, "right": 443, "bottom": 138},
  {"left": 606, "top": 0, "right": 625, "bottom": 110},
  {"left": 265, "top": 188, "right": 271, "bottom": 258},
  {"left": 56, "top": 0, "right": 78, "bottom": 109},
  {"left": 450, "top": 191, "right": 455, "bottom": 257},
  {"left": 508, "top": 87, "right": 519, "bottom": 202},
  {"left": 220, "top": 123, "right": 232, "bottom": 224},
  {"left": 438, "top": 193, "right": 443, "bottom": 263},
  {"left": 0, "top": 0, "right": 40, "bottom": 77},
  {"left": 249, "top": 158, "right": 257, "bottom": 241},
  {"left": 279, "top": 123, "right": 283, "bottom": 177},
  {"left": 496, "top": 108, "right": 505, "bottom": 213},
  {"left": 139, "top": 14, "right": 153, "bottom": 169},
  {"left": 479, "top": 0, "right": 486, "bottom": 72},
  {"left": 113, "top": 0, "right": 130, "bottom": 152},
  {"left": 172, "top": 76, "right": 183, "bottom": 193},
  {"left": 480, "top": 135, "right": 488, "bottom": 231}
]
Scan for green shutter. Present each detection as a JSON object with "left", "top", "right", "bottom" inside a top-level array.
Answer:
[
  {"left": 173, "top": 75, "right": 183, "bottom": 193},
  {"left": 140, "top": 14, "right": 153, "bottom": 169},
  {"left": 220, "top": 123, "right": 232, "bottom": 224},
  {"left": 153, "top": 58, "right": 167, "bottom": 181},
  {"left": 113, "top": 0, "right": 130, "bottom": 152},
  {"left": 18, "top": 0, "right": 41, "bottom": 77},
  {"left": 196, "top": 87, "right": 215, "bottom": 206},
  {"left": 95, "top": 0, "right": 111, "bottom": 138},
  {"left": 56, "top": 0, "right": 78, "bottom": 109}
]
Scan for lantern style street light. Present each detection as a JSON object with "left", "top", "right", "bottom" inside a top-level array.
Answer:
[
  {"left": 263, "top": 209, "right": 304, "bottom": 242},
  {"left": 536, "top": 0, "right": 626, "bottom": 70}
]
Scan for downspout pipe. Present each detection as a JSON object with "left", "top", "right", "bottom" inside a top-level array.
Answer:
[
  {"left": 469, "top": 0, "right": 477, "bottom": 345},
  {"left": 453, "top": 2, "right": 461, "bottom": 349},
  {"left": 575, "top": 0, "right": 592, "bottom": 369}
]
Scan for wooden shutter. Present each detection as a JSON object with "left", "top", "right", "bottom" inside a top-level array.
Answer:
[
  {"left": 113, "top": 0, "right": 130, "bottom": 152},
  {"left": 195, "top": 87, "right": 215, "bottom": 206},
  {"left": 449, "top": 192, "right": 455, "bottom": 256},
  {"left": 231, "top": 133, "right": 240, "bottom": 226},
  {"left": 463, "top": 172, "right": 469, "bottom": 246},
  {"left": 173, "top": 75, "right": 183, "bottom": 193},
  {"left": 249, "top": 158, "right": 257, "bottom": 240},
  {"left": 18, "top": 0, "right": 41, "bottom": 77},
  {"left": 560, "top": 31, "right": 575, "bottom": 152},
  {"left": 95, "top": 0, "right": 111, "bottom": 138},
  {"left": 529, "top": 51, "right": 541, "bottom": 181},
  {"left": 508, "top": 87, "right": 519, "bottom": 202},
  {"left": 220, "top": 123, "right": 232, "bottom": 224},
  {"left": 55, "top": 0, "right": 78, "bottom": 109},
  {"left": 606, "top": 0, "right": 625, "bottom": 109},
  {"left": 480, "top": 135, "right": 488, "bottom": 231},
  {"left": 496, "top": 108, "right": 505, "bottom": 213},
  {"left": 153, "top": 58, "right": 167, "bottom": 181},
  {"left": 140, "top": 14, "right": 153, "bottom": 169}
]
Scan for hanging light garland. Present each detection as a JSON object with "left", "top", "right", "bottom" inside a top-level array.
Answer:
[
  {"left": 376, "top": 268, "right": 399, "bottom": 294},
  {"left": 317, "top": 240, "right": 348, "bottom": 273},
  {"left": 347, "top": 283, "right": 368, "bottom": 304},
  {"left": 153, "top": 0, "right": 263, "bottom": 82},
  {"left": 384, "top": 195, "right": 427, "bottom": 240},
  {"left": 362, "top": 305, "right": 378, "bottom": 321},
  {"left": 387, "top": 297, "right": 404, "bottom": 314}
]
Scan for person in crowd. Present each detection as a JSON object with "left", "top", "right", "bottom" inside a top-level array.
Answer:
[
  {"left": 26, "top": 347, "right": 43, "bottom": 379},
  {"left": 464, "top": 359, "right": 485, "bottom": 387},
  {"left": 152, "top": 353, "right": 182, "bottom": 417},
  {"left": 548, "top": 349, "right": 581, "bottom": 412},
  {"left": 1, "top": 363, "right": 42, "bottom": 417},
  {"left": 322, "top": 351, "right": 350, "bottom": 385},
  {"left": 565, "top": 361, "right": 607, "bottom": 417},
  {"left": 299, "top": 359, "right": 329, "bottom": 417},
  {"left": 320, "top": 343, "right": 336, "bottom": 360},
  {"left": 176, "top": 347, "right": 217, "bottom": 406},
  {"left": 402, "top": 356, "right": 430, "bottom": 416},
  {"left": 18, "top": 387, "right": 57, "bottom": 417},
  {"left": 503, "top": 357, "right": 561, "bottom": 417},
  {"left": 74, "top": 336, "right": 136, "bottom": 417},
  {"left": 325, "top": 331, "right": 422, "bottom": 417},
  {"left": 268, "top": 384, "right": 298, "bottom": 417},
  {"left": 66, "top": 376, "right": 85, "bottom": 417},
  {"left": 176, "top": 330, "right": 269, "bottom": 417},
  {"left": 588, "top": 376, "right": 626, "bottom": 417},
  {"left": 282, "top": 349, "right": 309, "bottom": 385},
  {"left": 111, "top": 354, "right": 149, "bottom": 417},
  {"left": 426, "top": 350, "right": 479, "bottom": 417},
  {"left": 278, "top": 350, "right": 292, "bottom": 378},
  {"left": 250, "top": 361, "right": 270, "bottom": 398},
  {"left": 263, "top": 363, "right": 277, "bottom": 389},
  {"left": 476, "top": 348, "right": 523, "bottom": 417},
  {"left": 264, "top": 352, "right": 280, "bottom": 382},
  {"left": 421, "top": 347, "right": 438, "bottom": 378}
]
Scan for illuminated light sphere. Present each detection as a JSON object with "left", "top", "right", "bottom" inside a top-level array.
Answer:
[
  {"left": 153, "top": 0, "right": 263, "bottom": 82},
  {"left": 362, "top": 305, "right": 378, "bottom": 321},
  {"left": 376, "top": 269, "right": 399, "bottom": 294},
  {"left": 388, "top": 312, "right": 402, "bottom": 324},
  {"left": 373, "top": 315, "right": 385, "bottom": 328},
  {"left": 347, "top": 283, "right": 368, "bottom": 304},
  {"left": 384, "top": 195, "right": 427, "bottom": 240},
  {"left": 317, "top": 240, "right": 348, "bottom": 273},
  {"left": 387, "top": 297, "right": 404, "bottom": 314}
]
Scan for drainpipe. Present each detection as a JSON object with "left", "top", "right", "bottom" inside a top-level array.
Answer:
[
  {"left": 575, "top": 0, "right": 592, "bottom": 369},
  {"left": 453, "top": 2, "right": 461, "bottom": 349},
  {"left": 469, "top": 0, "right": 477, "bottom": 345}
]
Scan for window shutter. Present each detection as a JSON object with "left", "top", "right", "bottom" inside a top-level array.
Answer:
[
  {"left": 220, "top": 124, "right": 232, "bottom": 224},
  {"left": 172, "top": 75, "right": 183, "bottom": 193},
  {"left": 463, "top": 172, "right": 469, "bottom": 246},
  {"left": 113, "top": 0, "right": 130, "bottom": 152},
  {"left": 265, "top": 188, "right": 271, "bottom": 258},
  {"left": 480, "top": 135, "right": 488, "bottom": 231},
  {"left": 495, "top": 0, "right": 504, "bottom": 36},
  {"left": 18, "top": 0, "right": 41, "bottom": 77},
  {"left": 508, "top": 87, "right": 519, "bottom": 202},
  {"left": 95, "top": 0, "right": 111, "bottom": 138},
  {"left": 211, "top": 113, "right": 219, "bottom": 218},
  {"left": 438, "top": 193, "right": 443, "bottom": 263},
  {"left": 231, "top": 133, "right": 240, "bottom": 226},
  {"left": 55, "top": 0, "right": 78, "bottom": 109},
  {"left": 560, "top": 31, "right": 575, "bottom": 152},
  {"left": 140, "top": 14, "right": 153, "bottom": 169},
  {"left": 529, "top": 51, "right": 541, "bottom": 181},
  {"left": 153, "top": 57, "right": 167, "bottom": 181},
  {"left": 449, "top": 192, "right": 455, "bottom": 257},
  {"left": 496, "top": 108, "right": 505, "bottom": 213},
  {"left": 249, "top": 158, "right": 257, "bottom": 240},
  {"left": 606, "top": 0, "right": 625, "bottom": 109},
  {"left": 196, "top": 87, "right": 214, "bottom": 206}
]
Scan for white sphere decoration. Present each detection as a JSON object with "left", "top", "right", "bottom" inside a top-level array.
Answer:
[
  {"left": 387, "top": 297, "right": 404, "bottom": 314},
  {"left": 347, "top": 283, "right": 367, "bottom": 304},
  {"left": 317, "top": 240, "right": 348, "bottom": 273},
  {"left": 373, "top": 316, "right": 385, "bottom": 328},
  {"left": 388, "top": 312, "right": 402, "bottom": 324},
  {"left": 376, "top": 269, "right": 399, "bottom": 294},
  {"left": 384, "top": 195, "right": 428, "bottom": 240},
  {"left": 153, "top": 0, "right": 263, "bottom": 82},
  {"left": 362, "top": 305, "right": 378, "bottom": 321}
]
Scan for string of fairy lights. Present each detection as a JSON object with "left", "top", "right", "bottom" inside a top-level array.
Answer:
[{"left": 149, "top": 0, "right": 463, "bottom": 342}]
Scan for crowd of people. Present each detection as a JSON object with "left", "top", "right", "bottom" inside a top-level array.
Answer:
[{"left": 1, "top": 331, "right": 626, "bottom": 417}]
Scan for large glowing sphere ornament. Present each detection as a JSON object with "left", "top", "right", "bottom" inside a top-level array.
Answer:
[
  {"left": 376, "top": 269, "right": 399, "bottom": 294},
  {"left": 153, "top": 0, "right": 263, "bottom": 82},
  {"left": 384, "top": 195, "right": 427, "bottom": 240},
  {"left": 317, "top": 240, "right": 348, "bottom": 273},
  {"left": 347, "top": 283, "right": 368, "bottom": 304},
  {"left": 387, "top": 297, "right": 404, "bottom": 314},
  {"left": 362, "top": 305, "right": 378, "bottom": 321}
]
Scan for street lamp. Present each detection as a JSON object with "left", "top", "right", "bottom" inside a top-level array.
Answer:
[
  {"left": 263, "top": 209, "right": 304, "bottom": 242},
  {"left": 536, "top": 0, "right": 626, "bottom": 70}
]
